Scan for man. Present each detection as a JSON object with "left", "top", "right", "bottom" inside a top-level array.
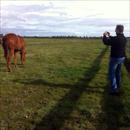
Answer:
[{"left": 102, "top": 25, "right": 127, "bottom": 94}]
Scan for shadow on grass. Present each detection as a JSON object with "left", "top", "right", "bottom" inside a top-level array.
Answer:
[
  {"left": 96, "top": 85, "right": 125, "bottom": 130},
  {"left": 124, "top": 57, "right": 130, "bottom": 76},
  {"left": 13, "top": 47, "right": 108, "bottom": 130},
  {"left": 18, "top": 78, "right": 104, "bottom": 94},
  {"left": 96, "top": 58, "right": 130, "bottom": 130},
  {"left": 32, "top": 47, "right": 108, "bottom": 130}
]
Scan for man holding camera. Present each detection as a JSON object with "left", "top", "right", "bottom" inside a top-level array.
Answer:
[{"left": 102, "top": 25, "right": 127, "bottom": 95}]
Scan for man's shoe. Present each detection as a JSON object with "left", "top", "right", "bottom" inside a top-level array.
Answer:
[{"left": 109, "top": 89, "right": 120, "bottom": 96}]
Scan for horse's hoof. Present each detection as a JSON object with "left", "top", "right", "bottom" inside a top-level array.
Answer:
[
  {"left": 7, "top": 69, "right": 11, "bottom": 72},
  {"left": 7, "top": 68, "right": 11, "bottom": 72}
]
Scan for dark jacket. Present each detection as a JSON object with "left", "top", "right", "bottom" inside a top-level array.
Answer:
[{"left": 103, "top": 34, "right": 127, "bottom": 58}]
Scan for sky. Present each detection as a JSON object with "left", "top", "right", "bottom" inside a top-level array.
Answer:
[{"left": 0, "top": 0, "right": 130, "bottom": 37}]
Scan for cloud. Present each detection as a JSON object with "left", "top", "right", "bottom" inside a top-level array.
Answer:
[{"left": 1, "top": 0, "right": 130, "bottom": 36}]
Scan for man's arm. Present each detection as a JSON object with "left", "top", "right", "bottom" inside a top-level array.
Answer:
[{"left": 102, "top": 35, "right": 113, "bottom": 46}]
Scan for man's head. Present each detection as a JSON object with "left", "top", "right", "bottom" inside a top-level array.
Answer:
[{"left": 115, "top": 25, "right": 124, "bottom": 34}]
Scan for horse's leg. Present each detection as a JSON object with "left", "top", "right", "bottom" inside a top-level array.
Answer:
[
  {"left": 3, "top": 45, "right": 8, "bottom": 61},
  {"left": 7, "top": 49, "right": 14, "bottom": 72},
  {"left": 21, "top": 49, "right": 26, "bottom": 65},
  {"left": 4, "top": 51, "right": 8, "bottom": 62},
  {"left": 14, "top": 52, "right": 17, "bottom": 68}
]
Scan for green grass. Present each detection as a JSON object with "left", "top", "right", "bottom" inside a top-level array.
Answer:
[{"left": 0, "top": 38, "right": 130, "bottom": 130}]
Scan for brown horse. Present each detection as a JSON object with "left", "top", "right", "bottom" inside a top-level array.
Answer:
[{"left": 2, "top": 33, "right": 26, "bottom": 72}]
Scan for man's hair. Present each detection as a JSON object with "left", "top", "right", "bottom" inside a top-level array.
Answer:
[{"left": 116, "top": 25, "right": 124, "bottom": 33}]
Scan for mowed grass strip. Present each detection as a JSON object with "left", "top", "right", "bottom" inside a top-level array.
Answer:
[{"left": 0, "top": 38, "right": 130, "bottom": 130}]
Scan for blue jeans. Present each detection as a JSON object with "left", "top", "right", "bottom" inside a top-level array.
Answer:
[{"left": 109, "top": 57, "right": 125, "bottom": 91}]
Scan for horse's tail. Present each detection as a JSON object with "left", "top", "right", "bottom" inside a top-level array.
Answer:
[{"left": 2, "top": 36, "right": 9, "bottom": 60}]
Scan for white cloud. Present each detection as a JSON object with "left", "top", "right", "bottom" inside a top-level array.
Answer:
[{"left": 1, "top": 0, "right": 130, "bottom": 36}]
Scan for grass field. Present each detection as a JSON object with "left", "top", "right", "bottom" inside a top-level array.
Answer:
[{"left": 0, "top": 38, "right": 130, "bottom": 130}]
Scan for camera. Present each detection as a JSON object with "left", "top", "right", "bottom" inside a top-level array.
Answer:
[{"left": 103, "top": 31, "right": 110, "bottom": 37}]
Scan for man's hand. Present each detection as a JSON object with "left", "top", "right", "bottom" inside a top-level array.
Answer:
[{"left": 103, "top": 31, "right": 110, "bottom": 37}]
